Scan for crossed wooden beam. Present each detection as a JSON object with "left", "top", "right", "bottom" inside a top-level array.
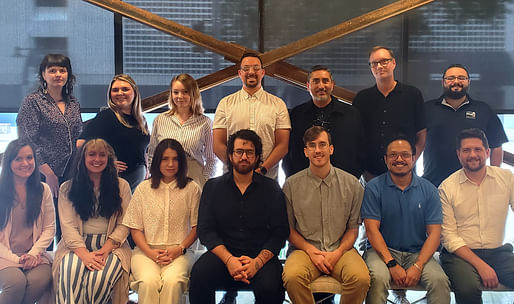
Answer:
[{"left": 83, "top": 0, "right": 434, "bottom": 111}]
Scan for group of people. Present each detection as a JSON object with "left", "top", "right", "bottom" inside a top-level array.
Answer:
[{"left": 0, "top": 45, "right": 510, "bottom": 304}]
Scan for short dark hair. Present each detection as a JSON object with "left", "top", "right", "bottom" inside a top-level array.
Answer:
[
  {"left": 456, "top": 128, "right": 489, "bottom": 150},
  {"left": 369, "top": 46, "right": 395, "bottom": 59},
  {"left": 239, "top": 52, "right": 263, "bottom": 67},
  {"left": 443, "top": 64, "right": 470, "bottom": 79},
  {"left": 303, "top": 126, "right": 332, "bottom": 146},
  {"left": 227, "top": 129, "right": 263, "bottom": 171},
  {"left": 385, "top": 134, "right": 416, "bottom": 155},
  {"left": 307, "top": 65, "right": 333, "bottom": 82},
  {"left": 150, "top": 139, "right": 191, "bottom": 189}
]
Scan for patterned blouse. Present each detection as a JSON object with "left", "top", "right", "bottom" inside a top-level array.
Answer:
[{"left": 17, "top": 90, "right": 83, "bottom": 177}]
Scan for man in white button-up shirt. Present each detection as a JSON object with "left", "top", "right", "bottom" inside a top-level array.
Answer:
[
  {"left": 213, "top": 52, "right": 290, "bottom": 180},
  {"left": 439, "top": 128, "right": 514, "bottom": 304}
]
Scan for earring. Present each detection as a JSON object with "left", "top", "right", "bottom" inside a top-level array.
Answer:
[
  {"left": 65, "top": 85, "right": 69, "bottom": 96},
  {"left": 42, "top": 80, "right": 48, "bottom": 94}
]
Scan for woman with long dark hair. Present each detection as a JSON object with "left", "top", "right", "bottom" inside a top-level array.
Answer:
[
  {"left": 78, "top": 74, "right": 150, "bottom": 191},
  {"left": 123, "top": 138, "right": 200, "bottom": 303},
  {"left": 0, "top": 139, "right": 55, "bottom": 304},
  {"left": 53, "top": 139, "right": 132, "bottom": 304}
]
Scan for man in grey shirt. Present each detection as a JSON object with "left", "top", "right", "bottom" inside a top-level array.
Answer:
[{"left": 282, "top": 126, "right": 370, "bottom": 304}]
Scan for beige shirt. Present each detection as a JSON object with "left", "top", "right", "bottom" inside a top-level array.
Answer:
[
  {"left": 283, "top": 166, "right": 363, "bottom": 252},
  {"left": 123, "top": 179, "right": 200, "bottom": 246},
  {"left": 213, "top": 87, "right": 291, "bottom": 179},
  {"left": 439, "top": 166, "right": 514, "bottom": 253}
]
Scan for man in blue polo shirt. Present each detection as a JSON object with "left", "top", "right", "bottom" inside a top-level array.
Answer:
[
  {"left": 361, "top": 136, "right": 450, "bottom": 304},
  {"left": 423, "top": 64, "right": 507, "bottom": 187}
]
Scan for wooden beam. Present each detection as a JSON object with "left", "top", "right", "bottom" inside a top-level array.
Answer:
[
  {"left": 260, "top": 0, "right": 435, "bottom": 66},
  {"left": 266, "top": 61, "right": 356, "bottom": 102},
  {"left": 142, "top": 65, "right": 240, "bottom": 111},
  {"left": 82, "top": 0, "right": 247, "bottom": 63}
]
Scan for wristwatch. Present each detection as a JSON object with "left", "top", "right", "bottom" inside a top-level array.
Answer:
[
  {"left": 180, "top": 246, "right": 187, "bottom": 255},
  {"left": 259, "top": 166, "right": 268, "bottom": 175},
  {"left": 386, "top": 259, "right": 398, "bottom": 268}
]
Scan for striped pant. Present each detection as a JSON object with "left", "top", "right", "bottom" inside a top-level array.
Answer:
[{"left": 57, "top": 234, "right": 124, "bottom": 304}]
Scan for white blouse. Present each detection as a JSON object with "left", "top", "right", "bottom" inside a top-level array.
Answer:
[{"left": 122, "top": 179, "right": 200, "bottom": 246}]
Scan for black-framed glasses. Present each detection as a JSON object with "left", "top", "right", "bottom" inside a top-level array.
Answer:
[
  {"left": 369, "top": 58, "right": 393, "bottom": 68},
  {"left": 443, "top": 75, "right": 469, "bottom": 81},
  {"left": 387, "top": 152, "right": 412, "bottom": 160},
  {"left": 306, "top": 142, "right": 329, "bottom": 150},
  {"left": 233, "top": 149, "right": 256, "bottom": 158}
]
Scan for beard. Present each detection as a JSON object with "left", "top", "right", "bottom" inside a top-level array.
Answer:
[
  {"left": 444, "top": 84, "right": 468, "bottom": 99},
  {"left": 244, "top": 75, "right": 259, "bottom": 88},
  {"left": 233, "top": 160, "right": 256, "bottom": 175},
  {"left": 462, "top": 157, "right": 485, "bottom": 172}
]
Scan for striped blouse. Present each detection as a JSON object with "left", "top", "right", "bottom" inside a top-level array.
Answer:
[{"left": 148, "top": 112, "right": 216, "bottom": 179}]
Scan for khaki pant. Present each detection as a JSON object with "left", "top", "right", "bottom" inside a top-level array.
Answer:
[
  {"left": 130, "top": 247, "right": 193, "bottom": 304},
  {"left": 283, "top": 248, "right": 370, "bottom": 304}
]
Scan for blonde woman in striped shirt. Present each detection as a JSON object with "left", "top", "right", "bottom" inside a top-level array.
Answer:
[{"left": 148, "top": 74, "right": 216, "bottom": 187}]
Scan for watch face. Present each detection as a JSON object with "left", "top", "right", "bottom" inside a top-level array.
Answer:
[{"left": 387, "top": 259, "right": 397, "bottom": 268}]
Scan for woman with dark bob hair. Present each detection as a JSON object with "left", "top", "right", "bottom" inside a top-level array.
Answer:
[
  {"left": 17, "top": 54, "right": 83, "bottom": 197},
  {"left": 0, "top": 139, "right": 55, "bottom": 304},
  {"left": 17, "top": 54, "right": 83, "bottom": 245},
  {"left": 123, "top": 138, "right": 200, "bottom": 303},
  {"left": 53, "top": 139, "right": 132, "bottom": 304}
]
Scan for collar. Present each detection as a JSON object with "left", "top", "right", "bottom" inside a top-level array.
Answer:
[
  {"left": 385, "top": 171, "right": 418, "bottom": 190},
  {"left": 441, "top": 96, "right": 470, "bottom": 111},
  {"left": 159, "top": 179, "right": 178, "bottom": 189},
  {"left": 457, "top": 166, "right": 494, "bottom": 184},
  {"left": 240, "top": 87, "right": 264, "bottom": 99},
  {"left": 306, "top": 165, "right": 335, "bottom": 187},
  {"left": 223, "top": 170, "right": 263, "bottom": 185},
  {"left": 373, "top": 81, "right": 402, "bottom": 96}
]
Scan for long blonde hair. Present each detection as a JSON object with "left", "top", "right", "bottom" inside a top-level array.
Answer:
[
  {"left": 167, "top": 73, "right": 204, "bottom": 116},
  {"left": 107, "top": 74, "right": 149, "bottom": 135}
]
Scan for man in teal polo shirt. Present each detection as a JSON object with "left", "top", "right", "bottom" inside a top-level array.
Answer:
[{"left": 361, "top": 135, "right": 450, "bottom": 304}]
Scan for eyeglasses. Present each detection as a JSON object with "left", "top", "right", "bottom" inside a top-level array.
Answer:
[
  {"left": 306, "top": 142, "right": 329, "bottom": 150},
  {"left": 443, "top": 75, "right": 469, "bottom": 81},
  {"left": 233, "top": 149, "right": 256, "bottom": 157},
  {"left": 387, "top": 152, "right": 412, "bottom": 160},
  {"left": 240, "top": 65, "right": 262, "bottom": 72},
  {"left": 369, "top": 58, "right": 393, "bottom": 68}
]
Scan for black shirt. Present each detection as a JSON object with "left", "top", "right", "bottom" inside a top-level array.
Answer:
[
  {"left": 197, "top": 171, "right": 289, "bottom": 257},
  {"left": 353, "top": 82, "right": 426, "bottom": 175},
  {"left": 423, "top": 95, "right": 508, "bottom": 186},
  {"left": 80, "top": 109, "right": 150, "bottom": 173},
  {"left": 282, "top": 97, "right": 365, "bottom": 178}
]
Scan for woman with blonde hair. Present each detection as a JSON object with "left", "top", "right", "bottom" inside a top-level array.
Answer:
[
  {"left": 148, "top": 73, "right": 215, "bottom": 187},
  {"left": 78, "top": 74, "right": 150, "bottom": 191},
  {"left": 53, "top": 138, "right": 132, "bottom": 304}
]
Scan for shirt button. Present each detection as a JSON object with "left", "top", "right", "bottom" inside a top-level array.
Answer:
[
  {"left": 239, "top": 215, "right": 243, "bottom": 219},
  {"left": 383, "top": 110, "right": 387, "bottom": 113},
  {"left": 382, "top": 121, "right": 386, "bottom": 125}
]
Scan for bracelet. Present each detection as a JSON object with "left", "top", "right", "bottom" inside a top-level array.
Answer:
[
  {"left": 224, "top": 255, "right": 233, "bottom": 265},
  {"left": 413, "top": 263, "right": 422, "bottom": 272}
]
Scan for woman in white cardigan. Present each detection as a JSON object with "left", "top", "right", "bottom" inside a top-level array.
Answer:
[
  {"left": 53, "top": 138, "right": 132, "bottom": 304},
  {"left": 0, "top": 139, "right": 55, "bottom": 304}
]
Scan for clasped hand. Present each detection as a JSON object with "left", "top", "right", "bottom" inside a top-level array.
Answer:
[
  {"left": 152, "top": 246, "right": 183, "bottom": 266},
  {"left": 19, "top": 254, "right": 42, "bottom": 270},
  {"left": 226, "top": 256, "right": 262, "bottom": 284}
]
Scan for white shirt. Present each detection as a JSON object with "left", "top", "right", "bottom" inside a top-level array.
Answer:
[
  {"left": 213, "top": 87, "right": 291, "bottom": 179},
  {"left": 439, "top": 166, "right": 514, "bottom": 252},
  {"left": 122, "top": 179, "right": 200, "bottom": 246},
  {"left": 148, "top": 112, "right": 216, "bottom": 179}
]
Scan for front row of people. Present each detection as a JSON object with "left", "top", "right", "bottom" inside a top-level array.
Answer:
[{"left": 0, "top": 127, "right": 512, "bottom": 303}]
